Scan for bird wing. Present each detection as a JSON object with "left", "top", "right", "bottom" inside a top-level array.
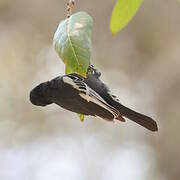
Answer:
[{"left": 62, "top": 74, "right": 120, "bottom": 119}]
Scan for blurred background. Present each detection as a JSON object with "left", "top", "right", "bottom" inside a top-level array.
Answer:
[{"left": 0, "top": 0, "right": 180, "bottom": 179}]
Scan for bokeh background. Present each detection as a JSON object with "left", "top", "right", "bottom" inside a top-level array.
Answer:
[{"left": 0, "top": 0, "right": 180, "bottom": 179}]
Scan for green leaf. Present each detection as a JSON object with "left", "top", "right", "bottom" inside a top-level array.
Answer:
[
  {"left": 110, "top": 0, "right": 143, "bottom": 34},
  {"left": 53, "top": 11, "right": 93, "bottom": 77},
  {"left": 78, "top": 113, "right": 85, "bottom": 122}
]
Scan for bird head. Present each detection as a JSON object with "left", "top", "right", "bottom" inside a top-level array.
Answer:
[{"left": 30, "top": 82, "right": 53, "bottom": 106}]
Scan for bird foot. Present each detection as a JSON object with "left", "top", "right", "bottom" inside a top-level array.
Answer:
[{"left": 87, "top": 64, "right": 101, "bottom": 78}]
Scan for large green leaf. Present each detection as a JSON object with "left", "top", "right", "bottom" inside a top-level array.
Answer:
[
  {"left": 110, "top": 0, "right": 143, "bottom": 34},
  {"left": 53, "top": 11, "right": 93, "bottom": 77}
]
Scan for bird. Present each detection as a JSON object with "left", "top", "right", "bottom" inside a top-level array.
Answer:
[{"left": 30, "top": 65, "right": 158, "bottom": 132}]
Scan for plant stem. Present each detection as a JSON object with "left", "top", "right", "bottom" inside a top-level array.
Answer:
[{"left": 67, "top": 0, "right": 75, "bottom": 18}]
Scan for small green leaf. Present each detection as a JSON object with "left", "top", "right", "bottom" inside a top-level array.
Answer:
[
  {"left": 53, "top": 11, "right": 93, "bottom": 77},
  {"left": 78, "top": 113, "right": 85, "bottom": 122},
  {"left": 110, "top": 0, "right": 143, "bottom": 34}
]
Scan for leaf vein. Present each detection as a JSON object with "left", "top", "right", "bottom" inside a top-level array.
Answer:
[{"left": 66, "top": 19, "right": 80, "bottom": 66}]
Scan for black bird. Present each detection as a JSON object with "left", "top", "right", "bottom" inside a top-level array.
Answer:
[{"left": 30, "top": 66, "right": 158, "bottom": 132}]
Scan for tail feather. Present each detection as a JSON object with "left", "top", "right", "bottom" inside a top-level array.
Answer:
[{"left": 118, "top": 104, "right": 158, "bottom": 132}]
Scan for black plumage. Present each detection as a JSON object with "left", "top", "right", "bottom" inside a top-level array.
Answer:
[{"left": 30, "top": 67, "right": 158, "bottom": 132}]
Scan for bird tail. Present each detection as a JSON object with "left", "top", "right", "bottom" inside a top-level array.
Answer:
[{"left": 117, "top": 104, "right": 158, "bottom": 131}]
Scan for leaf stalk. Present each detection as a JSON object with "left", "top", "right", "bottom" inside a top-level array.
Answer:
[{"left": 67, "top": 0, "right": 75, "bottom": 18}]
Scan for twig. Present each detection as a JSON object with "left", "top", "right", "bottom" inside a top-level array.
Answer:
[{"left": 67, "top": 0, "right": 75, "bottom": 18}]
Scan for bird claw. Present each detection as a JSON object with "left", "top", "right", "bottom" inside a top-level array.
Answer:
[{"left": 87, "top": 64, "right": 101, "bottom": 78}]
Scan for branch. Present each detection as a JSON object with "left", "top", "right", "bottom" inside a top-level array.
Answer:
[{"left": 67, "top": 0, "right": 75, "bottom": 18}]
